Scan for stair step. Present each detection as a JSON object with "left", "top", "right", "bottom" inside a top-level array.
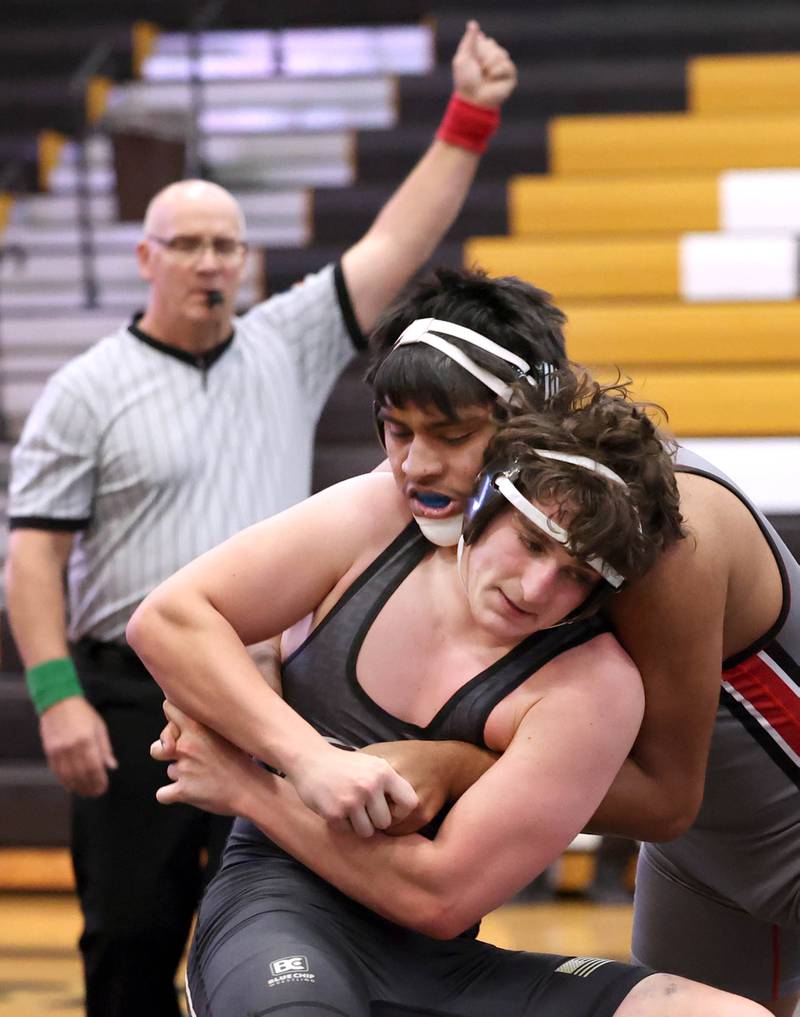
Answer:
[
  {"left": 551, "top": 110, "right": 800, "bottom": 175},
  {"left": 465, "top": 234, "right": 800, "bottom": 302},
  {"left": 690, "top": 52, "right": 800, "bottom": 114},
  {"left": 107, "top": 75, "right": 397, "bottom": 135},
  {"left": 510, "top": 168, "right": 800, "bottom": 236},
  {"left": 143, "top": 24, "right": 432, "bottom": 81}
]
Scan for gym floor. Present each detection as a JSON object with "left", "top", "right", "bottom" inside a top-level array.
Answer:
[{"left": 0, "top": 892, "right": 634, "bottom": 1017}]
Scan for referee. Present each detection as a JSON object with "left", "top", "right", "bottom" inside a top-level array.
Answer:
[{"left": 4, "top": 22, "right": 518, "bottom": 1017}]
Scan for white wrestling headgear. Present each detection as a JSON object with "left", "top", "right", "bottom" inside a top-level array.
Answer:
[
  {"left": 392, "top": 317, "right": 559, "bottom": 403},
  {"left": 457, "top": 450, "right": 635, "bottom": 589}
]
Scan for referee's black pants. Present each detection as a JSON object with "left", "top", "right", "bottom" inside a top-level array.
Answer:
[{"left": 71, "top": 639, "right": 232, "bottom": 1017}]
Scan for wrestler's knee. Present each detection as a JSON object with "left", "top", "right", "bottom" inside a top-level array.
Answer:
[{"left": 616, "top": 973, "right": 772, "bottom": 1016}]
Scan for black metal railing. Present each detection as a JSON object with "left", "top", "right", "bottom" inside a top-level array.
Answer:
[
  {"left": 0, "top": 240, "right": 27, "bottom": 439},
  {"left": 185, "top": 0, "right": 226, "bottom": 178},
  {"left": 68, "top": 38, "right": 122, "bottom": 309}
]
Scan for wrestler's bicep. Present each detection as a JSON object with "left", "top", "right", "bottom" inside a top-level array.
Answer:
[{"left": 429, "top": 650, "right": 642, "bottom": 922}]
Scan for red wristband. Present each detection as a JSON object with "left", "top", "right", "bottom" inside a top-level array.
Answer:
[{"left": 436, "top": 93, "right": 500, "bottom": 154}]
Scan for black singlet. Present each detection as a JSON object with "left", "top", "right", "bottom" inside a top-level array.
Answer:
[{"left": 188, "top": 525, "right": 653, "bottom": 1017}]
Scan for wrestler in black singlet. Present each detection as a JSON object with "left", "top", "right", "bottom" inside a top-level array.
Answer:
[{"left": 186, "top": 523, "right": 653, "bottom": 1017}]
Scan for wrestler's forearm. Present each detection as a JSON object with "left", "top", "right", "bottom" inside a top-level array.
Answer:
[
  {"left": 239, "top": 766, "right": 454, "bottom": 937},
  {"left": 237, "top": 736, "right": 568, "bottom": 941},
  {"left": 341, "top": 139, "right": 481, "bottom": 333},
  {"left": 583, "top": 758, "right": 660, "bottom": 838},
  {"left": 446, "top": 742, "right": 498, "bottom": 798},
  {"left": 584, "top": 753, "right": 702, "bottom": 842},
  {"left": 5, "top": 530, "right": 74, "bottom": 667}
]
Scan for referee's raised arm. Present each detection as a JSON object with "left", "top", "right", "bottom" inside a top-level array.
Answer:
[{"left": 341, "top": 20, "right": 517, "bottom": 334}]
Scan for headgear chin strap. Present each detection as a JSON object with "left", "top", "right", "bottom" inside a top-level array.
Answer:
[{"left": 414, "top": 513, "right": 463, "bottom": 547}]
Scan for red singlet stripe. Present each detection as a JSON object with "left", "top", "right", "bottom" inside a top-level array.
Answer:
[{"left": 724, "top": 654, "right": 800, "bottom": 758}]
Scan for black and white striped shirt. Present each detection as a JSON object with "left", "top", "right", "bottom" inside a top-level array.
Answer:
[{"left": 9, "top": 263, "right": 363, "bottom": 642}]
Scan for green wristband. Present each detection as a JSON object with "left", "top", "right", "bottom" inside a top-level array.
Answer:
[{"left": 25, "top": 657, "right": 84, "bottom": 715}]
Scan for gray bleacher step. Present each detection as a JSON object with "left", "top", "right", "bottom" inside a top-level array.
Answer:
[
  {"left": 207, "top": 131, "right": 354, "bottom": 189},
  {"left": 143, "top": 24, "right": 432, "bottom": 81},
  {"left": 4, "top": 222, "right": 145, "bottom": 248},
  {"left": 50, "top": 130, "right": 355, "bottom": 193},
  {"left": 0, "top": 762, "right": 69, "bottom": 847},
  {"left": 9, "top": 192, "right": 118, "bottom": 226},
  {"left": 106, "top": 76, "right": 397, "bottom": 134},
  {"left": 48, "top": 165, "right": 117, "bottom": 195},
  {"left": 8, "top": 188, "right": 310, "bottom": 248},
  {"left": 55, "top": 134, "right": 115, "bottom": 170}
]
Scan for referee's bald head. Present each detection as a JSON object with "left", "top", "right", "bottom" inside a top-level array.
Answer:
[{"left": 142, "top": 180, "right": 247, "bottom": 239}]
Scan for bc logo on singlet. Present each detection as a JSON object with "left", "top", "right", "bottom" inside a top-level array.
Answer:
[{"left": 267, "top": 956, "right": 316, "bottom": 988}]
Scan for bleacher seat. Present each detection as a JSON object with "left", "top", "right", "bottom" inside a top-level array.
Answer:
[
  {"left": 689, "top": 52, "right": 800, "bottom": 113},
  {"left": 550, "top": 110, "right": 800, "bottom": 175}
]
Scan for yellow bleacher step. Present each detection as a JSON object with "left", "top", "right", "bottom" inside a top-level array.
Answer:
[
  {"left": 590, "top": 366, "right": 800, "bottom": 437},
  {"left": 561, "top": 300, "right": 800, "bottom": 365},
  {"left": 550, "top": 111, "right": 800, "bottom": 175},
  {"left": 132, "top": 20, "right": 160, "bottom": 77},
  {"left": 0, "top": 848, "right": 75, "bottom": 892},
  {"left": 0, "top": 192, "right": 12, "bottom": 233},
  {"left": 465, "top": 235, "right": 679, "bottom": 299},
  {"left": 509, "top": 174, "right": 719, "bottom": 236},
  {"left": 690, "top": 53, "right": 800, "bottom": 114}
]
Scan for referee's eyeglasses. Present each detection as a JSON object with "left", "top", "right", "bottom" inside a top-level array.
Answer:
[{"left": 147, "top": 234, "right": 249, "bottom": 264}]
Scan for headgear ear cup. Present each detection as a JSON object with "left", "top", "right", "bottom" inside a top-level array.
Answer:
[
  {"left": 461, "top": 461, "right": 519, "bottom": 546},
  {"left": 462, "top": 459, "right": 623, "bottom": 624}
]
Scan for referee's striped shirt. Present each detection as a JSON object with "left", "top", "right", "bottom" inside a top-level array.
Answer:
[{"left": 9, "top": 263, "right": 363, "bottom": 643}]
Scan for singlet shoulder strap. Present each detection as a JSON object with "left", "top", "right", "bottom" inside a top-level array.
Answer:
[
  {"left": 429, "top": 612, "right": 611, "bottom": 746},
  {"left": 282, "top": 521, "right": 427, "bottom": 670}
]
